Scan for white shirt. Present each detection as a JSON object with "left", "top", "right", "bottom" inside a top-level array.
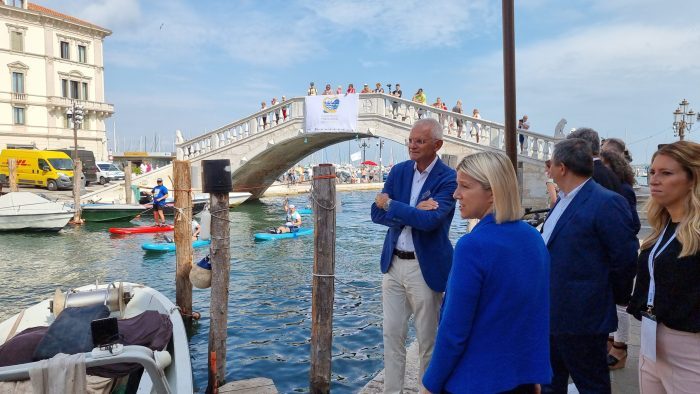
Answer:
[
  {"left": 395, "top": 156, "right": 439, "bottom": 252},
  {"left": 541, "top": 178, "right": 590, "bottom": 244}
]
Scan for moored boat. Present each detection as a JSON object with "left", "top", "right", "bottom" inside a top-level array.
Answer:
[
  {"left": 193, "top": 192, "right": 252, "bottom": 208},
  {"left": 80, "top": 203, "right": 147, "bottom": 222},
  {"left": 0, "top": 192, "right": 73, "bottom": 231},
  {"left": 0, "top": 282, "right": 192, "bottom": 393}
]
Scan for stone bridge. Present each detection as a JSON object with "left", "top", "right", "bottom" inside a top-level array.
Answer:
[{"left": 82, "top": 94, "right": 558, "bottom": 208}]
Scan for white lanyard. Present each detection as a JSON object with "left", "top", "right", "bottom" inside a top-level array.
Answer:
[{"left": 646, "top": 222, "right": 677, "bottom": 311}]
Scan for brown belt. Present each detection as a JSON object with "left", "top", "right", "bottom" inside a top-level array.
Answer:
[{"left": 393, "top": 249, "right": 416, "bottom": 260}]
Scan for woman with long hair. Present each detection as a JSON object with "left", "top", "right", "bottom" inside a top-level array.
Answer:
[
  {"left": 627, "top": 141, "right": 700, "bottom": 393},
  {"left": 423, "top": 151, "right": 551, "bottom": 393}
]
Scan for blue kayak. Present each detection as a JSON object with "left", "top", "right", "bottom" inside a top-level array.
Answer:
[
  {"left": 142, "top": 239, "right": 211, "bottom": 252},
  {"left": 254, "top": 228, "right": 313, "bottom": 241},
  {"left": 297, "top": 208, "right": 313, "bottom": 215}
]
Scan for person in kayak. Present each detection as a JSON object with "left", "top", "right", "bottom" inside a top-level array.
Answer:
[{"left": 275, "top": 202, "right": 302, "bottom": 233}]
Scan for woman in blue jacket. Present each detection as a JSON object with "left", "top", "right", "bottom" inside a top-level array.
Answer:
[{"left": 423, "top": 151, "right": 551, "bottom": 393}]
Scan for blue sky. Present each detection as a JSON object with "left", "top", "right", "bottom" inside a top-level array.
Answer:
[{"left": 35, "top": 0, "right": 700, "bottom": 165}]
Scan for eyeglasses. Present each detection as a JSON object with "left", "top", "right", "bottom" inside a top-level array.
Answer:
[{"left": 407, "top": 138, "right": 433, "bottom": 146}]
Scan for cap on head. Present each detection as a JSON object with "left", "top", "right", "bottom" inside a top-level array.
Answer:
[
  {"left": 289, "top": 204, "right": 296, "bottom": 209},
  {"left": 157, "top": 178, "right": 163, "bottom": 182}
]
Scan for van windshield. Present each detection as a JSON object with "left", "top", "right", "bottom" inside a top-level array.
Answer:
[{"left": 48, "top": 158, "right": 74, "bottom": 170}]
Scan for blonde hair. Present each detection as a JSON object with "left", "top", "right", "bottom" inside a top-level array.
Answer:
[
  {"left": 641, "top": 141, "right": 700, "bottom": 257},
  {"left": 457, "top": 151, "right": 522, "bottom": 223}
]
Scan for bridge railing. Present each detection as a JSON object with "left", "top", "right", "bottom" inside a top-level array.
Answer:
[{"left": 177, "top": 94, "right": 557, "bottom": 162}]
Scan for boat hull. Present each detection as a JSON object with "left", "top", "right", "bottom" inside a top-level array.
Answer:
[
  {"left": 0, "top": 212, "right": 73, "bottom": 231},
  {"left": 81, "top": 204, "right": 146, "bottom": 222}
]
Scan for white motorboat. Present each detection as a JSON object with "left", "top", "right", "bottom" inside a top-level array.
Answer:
[
  {"left": 0, "top": 282, "right": 192, "bottom": 393},
  {"left": 0, "top": 192, "right": 73, "bottom": 231},
  {"left": 194, "top": 191, "right": 252, "bottom": 208}
]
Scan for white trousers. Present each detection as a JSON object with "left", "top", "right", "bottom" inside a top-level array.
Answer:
[
  {"left": 382, "top": 255, "right": 442, "bottom": 394},
  {"left": 612, "top": 304, "right": 630, "bottom": 343},
  {"left": 639, "top": 324, "right": 700, "bottom": 393}
]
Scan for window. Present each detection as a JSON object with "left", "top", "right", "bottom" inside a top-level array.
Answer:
[
  {"left": 10, "top": 31, "right": 23, "bottom": 51},
  {"left": 70, "top": 80, "right": 79, "bottom": 99},
  {"left": 12, "top": 72, "right": 24, "bottom": 93},
  {"left": 78, "top": 45, "right": 86, "bottom": 63},
  {"left": 61, "top": 79, "right": 68, "bottom": 97},
  {"left": 60, "top": 41, "right": 69, "bottom": 59},
  {"left": 81, "top": 82, "right": 88, "bottom": 100},
  {"left": 13, "top": 106, "right": 25, "bottom": 125},
  {"left": 5, "top": 0, "right": 24, "bottom": 8}
]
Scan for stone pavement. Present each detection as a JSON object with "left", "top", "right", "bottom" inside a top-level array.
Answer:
[{"left": 360, "top": 319, "right": 641, "bottom": 393}]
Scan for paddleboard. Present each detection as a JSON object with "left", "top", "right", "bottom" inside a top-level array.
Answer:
[
  {"left": 109, "top": 225, "right": 174, "bottom": 234},
  {"left": 297, "top": 208, "right": 313, "bottom": 215},
  {"left": 254, "top": 227, "right": 313, "bottom": 241},
  {"left": 141, "top": 239, "right": 210, "bottom": 252}
]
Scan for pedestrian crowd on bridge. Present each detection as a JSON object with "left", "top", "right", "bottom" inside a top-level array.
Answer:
[{"left": 371, "top": 117, "right": 700, "bottom": 393}]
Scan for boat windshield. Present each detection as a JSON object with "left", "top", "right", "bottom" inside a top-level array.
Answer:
[{"left": 48, "top": 158, "right": 74, "bottom": 170}]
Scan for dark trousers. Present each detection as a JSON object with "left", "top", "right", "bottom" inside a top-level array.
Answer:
[{"left": 542, "top": 334, "right": 611, "bottom": 394}]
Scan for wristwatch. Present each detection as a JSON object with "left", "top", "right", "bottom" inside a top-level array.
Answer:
[{"left": 384, "top": 198, "right": 392, "bottom": 211}]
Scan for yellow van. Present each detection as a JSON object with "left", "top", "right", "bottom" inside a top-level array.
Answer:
[{"left": 0, "top": 149, "right": 75, "bottom": 191}]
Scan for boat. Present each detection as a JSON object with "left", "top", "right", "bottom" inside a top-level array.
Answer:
[
  {"left": 254, "top": 227, "right": 314, "bottom": 241},
  {"left": 142, "top": 199, "right": 207, "bottom": 217},
  {"left": 80, "top": 203, "right": 147, "bottom": 222},
  {"left": 0, "top": 192, "right": 74, "bottom": 231},
  {"left": 0, "top": 282, "right": 192, "bottom": 393},
  {"left": 193, "top": 192, "right": 252, "bottom": 208},
  {"left": 141, "top": 239, "right": 211, "bottom": 252},
  {"left": 109, "top": 225, "right": 174, "bottom": 235}
]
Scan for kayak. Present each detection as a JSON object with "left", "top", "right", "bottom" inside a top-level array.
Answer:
[
  {"left": 297, "top": 208, "right": 313, "bottom": 215},
  {"left": 141, "top": 239, "right": 210, "bottom": 252},
  {"left": 254, "top": 228, "right": 313, "bottom": 241},
  {"left": 109, "top": 225, "right": 174, "bottom": 234}
]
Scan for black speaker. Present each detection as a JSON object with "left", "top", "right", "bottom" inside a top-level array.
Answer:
[{"left": 201, "top": 159, "right": 232, "bottom": 193}]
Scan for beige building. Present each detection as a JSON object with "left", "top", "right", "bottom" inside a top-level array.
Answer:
[{"left": 0, "top": 0, "right": 113, "bottom": 160}]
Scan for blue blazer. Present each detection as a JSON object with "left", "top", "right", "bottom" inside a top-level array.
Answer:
[
  {"left": 371, "top": 158, "right": 456, "bottom": 292},
  {"left": 546, "top": 179, "right": 639, "bottom": 335},
  {"left": 423, "top": 214, "right": 551, "bottom": 393}
]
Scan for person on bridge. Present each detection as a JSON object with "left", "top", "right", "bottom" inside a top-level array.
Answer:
[
  {"left": 371, "top": 118, "right": 457, "bottom": 393},
  {"left": 413, "top": 88, "right": 427, "bottom": 119},
  {"left": 361, "top": 83, "right": 372, "bottom": 94},
  {"left": 346, "top": 83, "right": 356, "bottom": 94},
  {"left": 150, "top": 178, "right": 169, "bottom": 227},
  {"left": 322, "top": 83, "right": 333, "bottom": 95},
  {"left": 307, "top": 82, "right": 317, "bottom": 96},
  {"left": 276, "top": 202, "right": 302, "bottom": 233}
]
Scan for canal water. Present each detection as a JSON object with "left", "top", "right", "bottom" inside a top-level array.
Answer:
[{"left": 0, "top": 190, "right": 466, "bottom": 393}]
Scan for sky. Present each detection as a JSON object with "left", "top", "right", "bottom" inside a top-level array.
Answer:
[{"left": 34, "top": 0, "right": 700, "bottom": 165}]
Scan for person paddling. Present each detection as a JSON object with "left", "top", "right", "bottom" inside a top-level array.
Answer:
[
  {"left": 150, "top": 178, "right": 168, "bottom": 227},
  {"left": 275, "top": 201, "right": 302, "bottom": 233}
]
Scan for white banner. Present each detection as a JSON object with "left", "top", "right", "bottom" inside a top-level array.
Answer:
[
  {"left": 350, "top": 151, "right": 362, "bottom": 162},
  {"left": 304, "top": 94, "right": 359, "bottom": 133}
]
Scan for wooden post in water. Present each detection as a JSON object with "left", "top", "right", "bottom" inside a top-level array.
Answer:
[
  {"left": 8, "top": 158, "right": 18, "bottom": 192},
  {"left": 309, "top": 163, "right": 336, "bottom": 394},
  {"left": 72, "top": 159, "right": 82, "bottom": 223},
  {"left": 203, "top": 159, "right": 232, "bottom": 393},
  {"left": 502, "top": 0, "right": 518, "bottom": 171},
  {"left": 125, "top": 161, "right": 132, "bottom": 204},
  {"left": 173, "top": 160, "right": 193, "bottom": 326}
]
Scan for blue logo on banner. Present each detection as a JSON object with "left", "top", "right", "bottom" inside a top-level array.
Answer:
[{"left": 322, "top": 97, "right": 340, "bottom": 113}]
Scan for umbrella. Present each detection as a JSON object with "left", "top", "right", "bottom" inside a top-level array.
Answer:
[{"left": 361, "top": 160, "right": 378, "bottom": 166}]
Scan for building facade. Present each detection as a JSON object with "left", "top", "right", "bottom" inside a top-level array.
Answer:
[{"left": 0, "top": 0, "right": 113, "bottom": 160}]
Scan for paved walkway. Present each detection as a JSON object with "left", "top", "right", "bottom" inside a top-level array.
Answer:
[{"left": 360, "top": 319, "right": 641, "bottom": 393}]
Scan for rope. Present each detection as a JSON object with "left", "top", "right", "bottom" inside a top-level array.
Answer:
[
  {"left": 312, "top": 273, "right": 335, "bottom": 278},
  {"left": 312, "top": 174, "right": 336, "bottom": 180}
]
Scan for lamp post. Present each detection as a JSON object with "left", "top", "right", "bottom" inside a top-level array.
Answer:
[
  {"left": 673, "top": 98, "right": 697, "bottom": 141},
  {"left": 376, "top": 138, "right": 384, "bottom": 183},
  {"left": 358, "top": 138, "right": 370, "bottom": 163},
  {"left": 67, "top": 101, "right": 84, "bottom": 223}
]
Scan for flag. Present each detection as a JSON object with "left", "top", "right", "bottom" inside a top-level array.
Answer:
[{"left": 350, "top": 151, "right": 362, "bottom": 162}]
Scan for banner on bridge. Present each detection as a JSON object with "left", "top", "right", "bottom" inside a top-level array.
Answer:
[{"left": 304, "top": 93, "right": 359, "bottom": 133}]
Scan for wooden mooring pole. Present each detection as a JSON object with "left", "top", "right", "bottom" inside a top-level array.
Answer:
[
  {"left": 8, "top": 158, "right": 18, "bottom": 192},
  {"left": 125, "top": 161, "right": 133, "bottom": 204},
  {"left": 203, "top": 159, "right": 232, "bottom": 393},
  {"left": 173, "top": 160, "right": 193, "bottom": 326},
  {"left": 309, "top": 164, "right": 336, "bottom": 394},
  {"left": 72, "top": 159, "right": 82, "bottom": 223}
]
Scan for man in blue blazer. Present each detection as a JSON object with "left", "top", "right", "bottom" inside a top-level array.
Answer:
[
  {"left": 372, "top": 118, "right": 457, "bottom": 393},
  {"left": 541, "top": 138, "right": 638, "bottom": 394}
]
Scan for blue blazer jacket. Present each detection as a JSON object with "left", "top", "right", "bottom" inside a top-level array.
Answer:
[
  {"left": 546, "top": 179, "right": 639, "bottom": 335},
  {"left": 423, "top": 214, "right": 551, "bottom": 393},
  {"left": 371, "top": 158, "right": 457, "bottom": 292}
]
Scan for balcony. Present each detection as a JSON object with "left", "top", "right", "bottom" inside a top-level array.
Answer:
[
  {"left": 47, "top": 96, "right": 115, "bottom": 115},
  {"left": 11, "top": 92, "right": 27, "bottom": 101}
]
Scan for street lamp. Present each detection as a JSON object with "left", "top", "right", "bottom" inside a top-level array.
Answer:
[
  {"left": 673, "top": 98, "right": 697, "bottom": 141},
  {"left": 67, "top": 101, "right": 84, "bottom": 222}
]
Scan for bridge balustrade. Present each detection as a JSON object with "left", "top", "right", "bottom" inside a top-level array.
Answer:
[{"left": 177, "top": 93, "right": 557, "bottom": 162}]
